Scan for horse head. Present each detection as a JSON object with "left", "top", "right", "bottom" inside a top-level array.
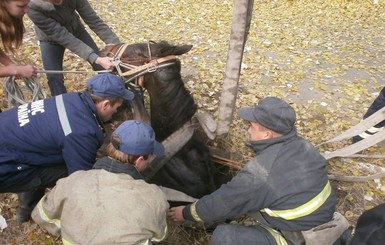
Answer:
[{"left": 101, "top": 41, "right": 195, "bottom": 141}]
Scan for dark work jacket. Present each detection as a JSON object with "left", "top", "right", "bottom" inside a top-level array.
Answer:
[
  {"left": 183, "top": 129, "right": 336, "bottom": 231},
  {"left": 28, "top": 0, "right": 120, "bottom": 63},
  {"left": 0, "top": 92, "right": 104, "bottom": 180},
  {"left": 93, "top": 157, "right": 143, "bottom": 180}
]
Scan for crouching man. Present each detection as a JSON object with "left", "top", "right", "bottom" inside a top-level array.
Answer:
[
  {"left": 170, "top": 97, "right": 337, "bottom": 245},
  {"left": 32, "top": 120, "right": 169, "bottom": 244}
]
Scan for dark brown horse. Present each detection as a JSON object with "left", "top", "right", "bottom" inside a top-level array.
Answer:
[{"left": 101, "top": 41, "right": 218, "bottom": 198}]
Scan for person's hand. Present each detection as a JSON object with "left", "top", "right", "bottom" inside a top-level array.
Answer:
[
  {"left": 169, "top": 206, "right": 186, "bottom": 222},
  {"left": 13, "top": 64, "right": 37, "bottom": 79},
  {"left": 95, "top": 56, "right": 115, "bottom": 71}
]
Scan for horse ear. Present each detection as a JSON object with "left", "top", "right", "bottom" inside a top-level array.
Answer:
[{"left": 173, "top": 45, "right": 193, "bottom": 55}]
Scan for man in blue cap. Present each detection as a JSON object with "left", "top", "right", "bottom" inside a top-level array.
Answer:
[
  {"left": 32, "top": 120, "right": 169, "bottom": 244},
  {"left": 170, "top": 97, "right": 336, "bottom": 245},
  {"left": 0, "top": 73, "right": 134, "bottom": 222}
]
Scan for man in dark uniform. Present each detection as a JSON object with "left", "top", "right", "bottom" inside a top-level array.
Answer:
[
  {"left": 170, "top": 97, "right": 336, "bottom": 245},
  {"left": 0, "top": 73, "right": 134, "bottom": 222}
]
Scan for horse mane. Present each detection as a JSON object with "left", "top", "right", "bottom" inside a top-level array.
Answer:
[{"left": 146, "top": 60, "right": 197, "bottom": 141}]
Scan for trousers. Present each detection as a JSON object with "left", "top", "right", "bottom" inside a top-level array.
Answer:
[
  {"left": 363, "top": 87, "right": 385, "bottom": 128},
  {"left": 210, "top": 223, "right": 278, "bottom": 245},
  {"left": 39, "top": 29, "right": 103, "bottom": 96},
  {"left": 0, "top": 165, "right": 68, "bottom": 211}
]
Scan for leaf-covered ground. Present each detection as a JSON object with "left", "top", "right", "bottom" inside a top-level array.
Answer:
[{"left": 1, "top": 0, "right": 385, "bottom": 244}]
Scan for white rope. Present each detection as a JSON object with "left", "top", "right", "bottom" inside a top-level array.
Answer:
[
  {"left": 37, "top": 70, "right": 110, "bottom": 74},
  {"left": 4, "top": 76, "right": 47, "bottom": 108},
  {"left": 3, "top": 70, "right": 111, "bottom": 109}
]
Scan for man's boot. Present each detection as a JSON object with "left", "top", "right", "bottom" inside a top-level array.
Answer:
[{"left": 16, "top": 189, "right": 45, "bottom": 223}]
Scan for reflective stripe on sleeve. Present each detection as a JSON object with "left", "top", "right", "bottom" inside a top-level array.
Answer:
[
  {"left": 55, "top": 95, "right": 72, "bottom": 136},
  {"left": 36, "top": 198, "right": 61, "bottom": 230},
  {"left": 190, "top": 201, "right": 204, "bottom": 222},
  {"left": 151, "top": 224, "right": 168, "bottom": 242},
  {"left": 261, "top": 181, "right": 332, "bottom": 220},
  {"left": 62, "top": 239, "right": 75, "bottom": 245}
]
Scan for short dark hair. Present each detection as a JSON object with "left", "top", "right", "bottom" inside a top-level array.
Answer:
[{"left": 86, "top": 88, "right": 122, "bottom": 106}]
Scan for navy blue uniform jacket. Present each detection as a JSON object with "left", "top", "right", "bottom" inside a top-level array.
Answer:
[{"left": 0, "top": 92, "right": 104, "bottom": 178}]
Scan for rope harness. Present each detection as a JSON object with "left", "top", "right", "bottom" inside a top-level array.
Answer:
[{"left": 110, "top": 42, "right": 177, "bottom": 85}]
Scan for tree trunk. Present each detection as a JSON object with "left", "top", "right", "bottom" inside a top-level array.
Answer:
[{"left": 216, "top": 0, "right": 254, "bottom": 138}]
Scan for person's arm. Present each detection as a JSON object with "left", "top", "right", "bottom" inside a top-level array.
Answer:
[
  {"left": 76, "top": 0, "right": 121, "bottom": 70},
  {"left": 27, "top": 6, "right": 113, "bottom": 69},
  {"left": 31, "top": 178, "right": 69, "bottom": 237},
  {"left": 62, "top": 133, "right": 101, "bottom": 173},
  {"left": 0, "top": 50, "right": 37, "bottom": 78},
  {"left": 75, "top": 0, "right": 120, "bottom": 45},
  {"left": 170, "top": 169, "right": 268, "bottom": 223}
]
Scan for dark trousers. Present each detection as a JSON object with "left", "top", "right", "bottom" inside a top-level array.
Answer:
[
  {"left": 363, "top": 87, "right": 385, "bottom": 128},
  {"left": 0, "top": 165, "right": 68, "bottom": 211},
  {"left": 210, "top": 223, "right": 278, "bottom": 245},
  {"left": 39, "top": 30, "right": 103, "bottom": 96}
]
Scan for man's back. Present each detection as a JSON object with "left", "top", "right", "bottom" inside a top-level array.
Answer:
[
  {"left": 0, "top": 92, "right": 104, "bottom": 173},
  {"left": 32, "top": 168, "right": 169, "bottom": 244}
]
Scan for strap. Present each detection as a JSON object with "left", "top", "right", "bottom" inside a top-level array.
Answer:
[
  {"left": 119, "top": 55, "right": 177, "bottom": 78},
  {"left": 114, "top": 43, "right": 129, "bottom": 60},
  {"left": 55, "top": 95, "right": 72, "bottom": 136},
  {"left": 158, "top": 186, "right": 198, "bottom": 203},
  {"left": 317, "top": 106, "right": 385, "bottom": 146},
  {"left": 261, "top": 181, "right": 332, "bottom": 220},
  {"left": 142, "top": 121, "right": 195, "bottom": 180},
  {"left": 322, "top": 129, "right": 385, "bottom": 160}
]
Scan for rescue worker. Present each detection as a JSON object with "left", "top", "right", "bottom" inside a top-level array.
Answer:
[
  {"left": 32, "top": 120, "right": 169, "bottom": 244},
  {"left": 169, "top": 97, "right": 337, "bottom": 245},
  {"left": 0, "top": 73, "right": 134, "bottom": 223}
]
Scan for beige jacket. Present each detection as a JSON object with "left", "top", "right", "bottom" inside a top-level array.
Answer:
[{"left": 32, "top": 169, "right": 169, "bottom": 245}]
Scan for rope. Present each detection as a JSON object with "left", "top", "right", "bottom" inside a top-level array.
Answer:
[
  {"left": 37, "top": 70, "right": 110, "bottom": 74},
  {"left": 3, "top": 70, "right": 111, "bottom": 109},
  {"left": 4, "top": 76, "right": 47, "bottom": 108}
]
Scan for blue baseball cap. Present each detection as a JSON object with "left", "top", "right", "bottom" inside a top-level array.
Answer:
[
  {"left": 113, "top": 120, "right": 165, "bottom": 157},
  {"left": 87, "top": 73, "right": 134, "bottom": 100}
]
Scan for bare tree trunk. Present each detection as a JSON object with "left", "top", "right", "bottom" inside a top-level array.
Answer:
[{"left": 216, "top": 0, "right": 254, "bottom": 138}]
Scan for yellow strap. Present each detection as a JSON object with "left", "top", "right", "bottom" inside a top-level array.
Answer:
[
  {"left": 259, "top": 224, "right": 288, "bottom": 245},
  {"left": 262, "top": 181, "right": 332, "bottom": 220}
]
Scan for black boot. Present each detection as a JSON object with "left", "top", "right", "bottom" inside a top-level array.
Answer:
[
  {"left": 339, "top": 228, "right": 353, "bottom": 245},
  {"left": 16, "top": 189, "right": 45, "bottom": 223}
]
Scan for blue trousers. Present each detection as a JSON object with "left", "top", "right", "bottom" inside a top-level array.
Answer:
[
  {"left": 211, "top": 223, "right": 278, "bottom": 245},
  {"left": 39, "top": 30, "right": 103, "bottom": 96}
]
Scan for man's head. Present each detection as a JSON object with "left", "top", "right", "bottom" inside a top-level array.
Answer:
[
  {"left": 237, "top": 97, "right": 296, "bottom": 141},
  {"left": 108, "top": 120, "right": 165, "bottom": 172},
  {"left": 87, "top": 73, "right": 134, "bottom": 122}
]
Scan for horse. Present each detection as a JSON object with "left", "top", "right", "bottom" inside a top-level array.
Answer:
[{"left": 100, "top": 41, "right": 218, "bottom": 199}]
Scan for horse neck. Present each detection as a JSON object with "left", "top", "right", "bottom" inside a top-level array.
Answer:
[{"left": 146, "top": 74, "right": 196, "bottom": 141}]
